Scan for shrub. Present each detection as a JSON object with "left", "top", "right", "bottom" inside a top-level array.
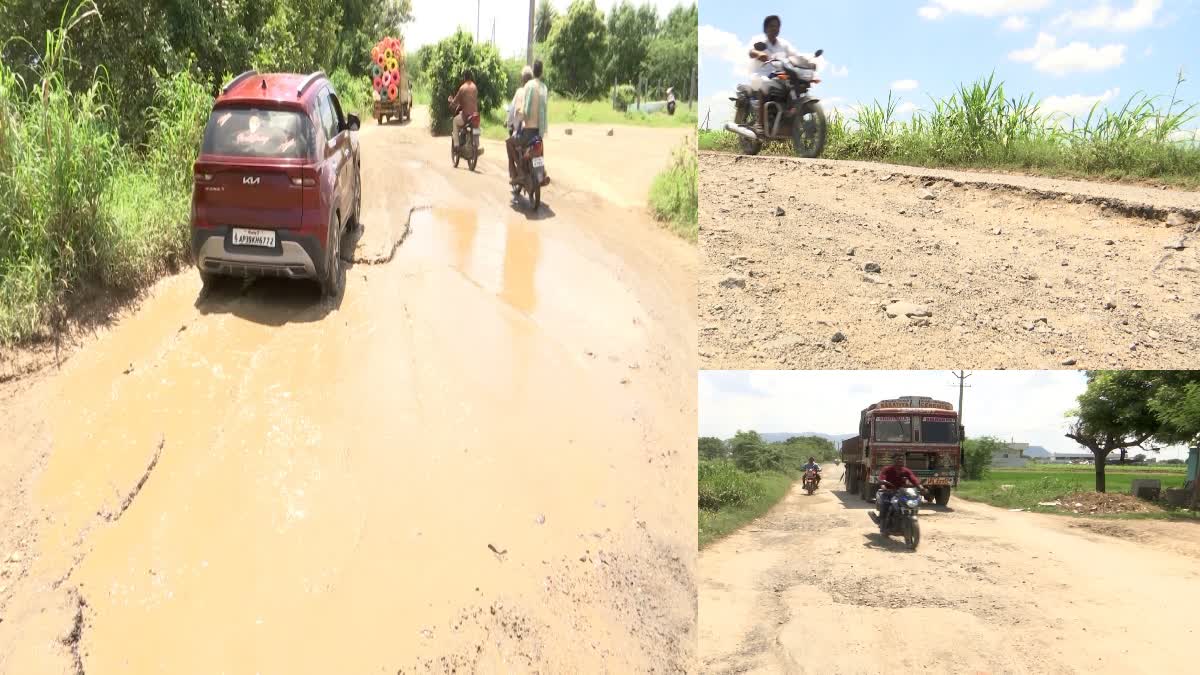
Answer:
[
  {"left": 698, "top": 461, "right": 761, "bottom": 511},
  {"left": 328, "top": 68, "right": 372, "bottom": 120},
  {"left": 649, "top": 137, "right": 697, "bottom": 240},
  {"left": 611, "top": 83, "right": 636, "bottom": 112},
  {"left": 424, "top": 30, "right": 506, "bottom": 135}
]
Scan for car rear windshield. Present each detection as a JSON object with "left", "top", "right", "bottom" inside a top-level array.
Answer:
[
  {"left": 920, "top": 418, "right": 958, "bottom": 443},
  {"left": 874, "top": 417, "right": 912, "bottom": 443},
  {"left": 201, "top": 107, "right": 313, "bottom": 159}
]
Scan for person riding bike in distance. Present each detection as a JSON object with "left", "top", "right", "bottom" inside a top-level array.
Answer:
[
  {"left": 447, "top": 69, "right": 479, "bottom": 151},
  {"left": 509, "top": 59, "right": 549, "bottom": 187},
  {"left": 802, "top": 456, "right": 822, "bottom": 487},
  {"left": 877, "top": 454, "right": 928, "bottom": 526},
  {"left": 507, "top": 66, "right": 533, "bottom": 180},
  {"left": 747, "top": 14, "right": 801, "bottom": 136}
]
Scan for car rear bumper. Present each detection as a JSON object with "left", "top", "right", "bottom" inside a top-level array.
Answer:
[{"left": 192, "top": 227, "right": 324, "bottom": 280}]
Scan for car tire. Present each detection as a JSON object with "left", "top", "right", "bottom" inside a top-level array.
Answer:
[
  {"left": 320, "top": 214, "right": 343, "bottom": 299},
  {"left": 199, "top": 269, "right": 218, "bottom": 288}
]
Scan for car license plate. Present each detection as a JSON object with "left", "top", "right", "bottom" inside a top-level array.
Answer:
[
  {"left": 231, "top": 228, "right": 276, "bottom": 248},
  {"left": 531, "top": 157, "right": 545, "bottom": 168},
  {"left": 472, "top": 128, "right": 481, "bottom": 136}
]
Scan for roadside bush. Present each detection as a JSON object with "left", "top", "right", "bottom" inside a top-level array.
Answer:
[
  {"left": 0, "top": 16, "right": 121, "bottom": 341},
  {"left": 648, "top": 136, "right": 697, "bottom": 241},
  {"left": 425, "top": 30, "right": 506, "bottom": 135},
  {"left": 962, "top": 436, "right": 1000, "bottom": 480},
  {"left": 698, "top": 461, "right": 761, "bottom": 511},
  {"left": 611, "top": 83, "right": 636, "bottom": 112},
  {"left": 328, "top": 67, "right": 372, "bottom": 120}
]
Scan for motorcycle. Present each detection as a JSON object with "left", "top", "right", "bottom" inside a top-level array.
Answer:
[
  {"left": 868, "top": 485, "right": 923, "bottom": 550},
  {"left": 803, "top": 469, "right": 819, "bottom": 495},
  {"left": 667, "top": 92, "right": 677, "bottom": 116},
  {"left": 725, "top": 46, "right": 828, "bottom": 158},
  {"left": 510, "top": 128, "right": 547, "bottom": 211},
  {"left": 451, "top": 111, "right": 482, "bottom": 171}
]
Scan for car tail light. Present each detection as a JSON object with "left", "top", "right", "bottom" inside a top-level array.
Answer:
[{"left": 290, "top": 177, "right": 316, "bottom": 187}]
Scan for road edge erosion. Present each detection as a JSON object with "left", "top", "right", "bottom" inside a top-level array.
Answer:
[
  {"left": 700, "top": 152, "right": 1200, "bottom": 225},
  {"left": 698, "top": 463, "right": 796, "bottom": 549}
]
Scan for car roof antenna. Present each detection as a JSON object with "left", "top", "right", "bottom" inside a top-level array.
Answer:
[{"left": 261, "top": 78, "right": 267, "bottom": 90}]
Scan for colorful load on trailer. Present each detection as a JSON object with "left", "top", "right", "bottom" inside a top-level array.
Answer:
[
  {"left": 370, "top": 35, "right": 411, "bottom": 124},
  {"left": 841, "top": 396, "right": 963, "bottom": 507}
]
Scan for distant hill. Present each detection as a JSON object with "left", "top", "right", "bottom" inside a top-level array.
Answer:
[{"left": 752, "top": 432, "right": 857, "bottom": 446}]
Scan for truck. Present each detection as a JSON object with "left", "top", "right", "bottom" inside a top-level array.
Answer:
[
  {"left": 841, "top": 396, "right": 963, "bottom": 507},
  {"left": 369, "top": 36, "right": 411, "bottom": 124}
]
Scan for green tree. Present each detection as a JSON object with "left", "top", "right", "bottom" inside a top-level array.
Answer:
[
  {"left": 1146, "top": 371, "right": 1200, "bottom": 446},
  {"left": 330, "top": 0, "right": 413, "bottom": 76},
  {"left": 698, "top": 436, "right": 726, "bottom": 461},
  {"left": 546, "top": 0, "right": 607, "bottom": 98},
  {"left": 730, "top": 430, "right": 784, "bottom": 473},
  {"left": 642, "top": 3, "right": 696, "bottom": 97},
  {"left": 961, "top": 436, "right": 1001, "bottom": 480},
  {"left": 535, "top": 0, "right": 557, "bottom": 43},
  {"left": 1066, "top": 371, "right": 1162, "bottom": 492},
  {"left": 605, "top": 1, "right": 656, "bottom": 86},
  {"left": 424, "top": 29, "right": 505, "bottom": 134}
]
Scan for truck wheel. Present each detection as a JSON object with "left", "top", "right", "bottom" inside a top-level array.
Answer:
[{"left": 935, "top": 487, "right": 951, "bottom": 507}]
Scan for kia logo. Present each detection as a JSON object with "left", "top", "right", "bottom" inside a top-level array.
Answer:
[{"left": 243, "top": 176, "right": 260, "bottom": 185}]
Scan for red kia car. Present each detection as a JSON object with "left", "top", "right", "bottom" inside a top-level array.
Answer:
[{"left": 191, "top": 70, "right": 361, "bottom": 297}]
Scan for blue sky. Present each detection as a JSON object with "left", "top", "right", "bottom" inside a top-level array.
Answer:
[
  {"left": 699, "top": 0, "right": 1200, "bottom": 134},
  {"left": 698, "top": 370, "right": 1192, "bottom": 460}
]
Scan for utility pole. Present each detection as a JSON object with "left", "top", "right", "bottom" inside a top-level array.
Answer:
[
  {"left": 527, "top": 0, "right": 535, "bottom": 65},
  {"left": 951, "top": 371, "right": 972, "bottom": 471},
  {"left": 477, "top": 0, "right": 481, "bottom": 42}
]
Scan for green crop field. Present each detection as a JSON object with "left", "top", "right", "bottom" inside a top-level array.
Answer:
[{"left": 955, "top": 467, "right": 1191, "bottom": 516}]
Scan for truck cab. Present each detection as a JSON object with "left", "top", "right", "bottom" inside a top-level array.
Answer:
[{"left": 841, "top": 396, "right": 963, "bottom": 506}]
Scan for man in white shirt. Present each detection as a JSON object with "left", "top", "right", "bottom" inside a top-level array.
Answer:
[{"left": 747, "top": 15, "right": 800, "bottom": 135}]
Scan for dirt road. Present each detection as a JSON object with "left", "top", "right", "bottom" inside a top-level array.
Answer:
[
  {"left": 700, "top": 465, "right": 1200, "bottom": 674},
  {"left": 0, "top": 108, "right": 696, "bottom": 673},
  {"left": 699, "top": 152, "right": 1200, "bottom": 368}
]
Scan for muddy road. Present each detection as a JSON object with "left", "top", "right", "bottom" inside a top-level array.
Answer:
[
  {"left": 699, "top": 152, "right": 1200, "bottom": 369},
  {"left": 0, "top": 109, "right": 696, "bottom": 673},
  {"left": 700, "top": 465, "right": 1200, "bottom": 674}
]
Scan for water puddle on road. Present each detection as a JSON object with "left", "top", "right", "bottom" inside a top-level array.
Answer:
[{"left": 403, "top": 207, "right": 647, "bottom": 351}]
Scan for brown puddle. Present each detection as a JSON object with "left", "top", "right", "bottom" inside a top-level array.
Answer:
[{"left": 18, "top": 208, "right": 652, "bottom": 671}]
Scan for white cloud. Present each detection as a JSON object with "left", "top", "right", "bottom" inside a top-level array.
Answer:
[
  {"left": 1009, "top": 32, "right": 1126, "bottom": 75},
  {"left": 1042, "top": 87, "right": 1121, "bottom": 117},
  {"left": 891, "top": 79, "right": 920, "bottom": 91},
  {"left": 896, "top": 101, "right": 919, "bottom": 115},
  {"left": 1053, "top": 0, "right": 1161, "bottom": 32},
  {"left": 700, "top": 24, "right": 749, "bottom": 78},
  {"left": 918, "top": 0, "right": 1051, "bottom": 20},
  {"left": 1002, "top": 16, "right": 1030, "bottom": 31},
  {"left": 1168, "top": 128, "right": 1200, "bottom": 143}
]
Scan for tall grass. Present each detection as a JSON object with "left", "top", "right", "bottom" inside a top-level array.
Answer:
[
  {"left": 0, "top": 3, "right": 211, "bottom": 343},
  {"left": 704, "top": 72, "right": 1200, "bottom": 187},
  {"left": 698, "top": 459, "right": 794, "bottom": 548},
  {"left": 648, "top": 136, "right": 698, "bottom": 241}
]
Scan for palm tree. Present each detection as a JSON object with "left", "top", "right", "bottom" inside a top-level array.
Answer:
[{"left": 535, "top": 0, "right": 557, "bottom": 43}]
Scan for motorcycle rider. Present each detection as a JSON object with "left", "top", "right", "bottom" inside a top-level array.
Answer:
[
  {"left": 802, "top": 456, "right": 822, "bottom": 487},
  {"left": 508, "top": 59, "right": 549, "bottom": 186},
  {"left": 666, "top": 86, "right": 676, "bottom": 115},
  {"left": 506, "top": 66, "right": 534, "bottom": 176},
  {"left": 746, "top": 15, "right": 801, "bottom": 136},
  {"left": 447, "top": 69, "right": 479, "bottom": 152},
  {"left": 876, "top": 454, "right": 927, "bottom": 528}
]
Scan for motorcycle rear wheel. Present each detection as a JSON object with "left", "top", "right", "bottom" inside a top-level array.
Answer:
[
  {"left": 468, "top": 136, "right": 478, "bottom": 171},
  {"left": 451, "top": 136, "right": 460, "bottom": 168},
  {"left": 792, "top": 102, "right": 827, "bottom": 159}
]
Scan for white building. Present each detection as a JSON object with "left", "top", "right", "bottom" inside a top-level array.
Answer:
[{"left": 993, "top": 442, "right": 1030, "bottom": 468}]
